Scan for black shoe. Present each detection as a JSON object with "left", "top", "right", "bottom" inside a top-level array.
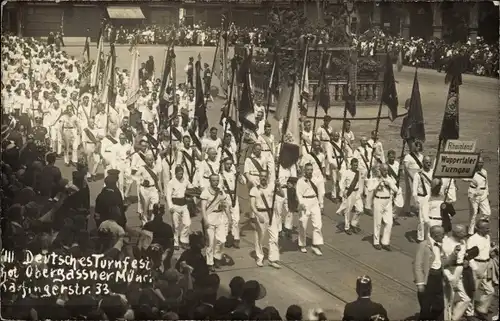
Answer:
[
  {"left": 345, "top": 229, "right": 352, "bottom": 235},
  {"left": 208, "top": 265, "right": 215, "bottom": 272},
  {"left": 214, "top": 259, "right": 221, "bottom": 269},
  {"left": 352, "top": 226, "right": 361, "bottom": 234},
  {"left": 225, "top": 240, "right": 233, "bottom": 248},
  {"left": 393, "top": 219, "right": 401, "bottom": 226},
  {"left": 233, "top": 240, "right": 240, "bottom": 249},
  {"left": 382, "top": 245, "right": 392, "bottom": 252},
  {"left": 373, "top": 244, "right": 382, "bottom": 250},
  {"left": 174, "top": 246, "right": 180, "bottom": 251}
]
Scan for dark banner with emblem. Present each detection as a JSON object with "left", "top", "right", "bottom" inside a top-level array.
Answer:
[{"left": 439, "top": 57, "right": 462, "bottom": 141}]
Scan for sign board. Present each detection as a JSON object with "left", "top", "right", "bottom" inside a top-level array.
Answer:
[
  {"left": 433, "top": 152, "right": 480, "bottom": 178},
  {"left": 444, "top": 140, "right": 477, "bottom": 153}
]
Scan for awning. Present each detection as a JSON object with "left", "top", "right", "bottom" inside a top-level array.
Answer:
[{"left": 107, "top": 6, "right": 145, "bottom": 20}]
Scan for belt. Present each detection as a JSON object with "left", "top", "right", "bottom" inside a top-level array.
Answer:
[
  {"left": 320, "top": 139, "right": 329, "bottom": 142},
  {"left": 256, "top": 208, "right": 269, "bottom": 212},
  {"left": 353, "top": 188, "right": 359, "bottom": 191},
  {"left": 172, "top": 197, "right": 187, "bottom": 206},
  {"left": 63, "top": 127, "right": 74, "bottom": 129},
  {"left": 429, "top": 216, "right": 442, "bottom": 220},
  {"left": 250, "top": 173, "right": 260, "bottom": 176},
  {"left": 375, "top": 195, "right": 390, "bottom": 199},
  {"left": 303, "top": 195, "right": 316, "bottom": 199},
  {"left": 262, "top": 149, "right": 271, "bottom": 152},
  {"left": 480, "top": 187, "right": 487, "bottom": 190},
  {"left": 418, "top": 193, "right": 427, "bottom": 197},
  {"left": 211, "top": 210, "right": 223, "bottom": 213},
  {"left": 203, "top": 176, "right": 211, "bottom": 179},
  {"left": 475, "top": 258, "right": 490, "bottom": 263}
]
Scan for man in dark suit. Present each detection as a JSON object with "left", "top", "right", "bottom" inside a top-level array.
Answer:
[
  {"left": 342, "top": 275, "right": 388, "bottom": 321},
  {"left": 413, "top": 225, "right": 457, "bottom": 321},
  {"left": 95, "top": 173, "right": 126, "bottom": 228},
  {"left": 39, "top": 152, "right": 62, "bottom": 199}
]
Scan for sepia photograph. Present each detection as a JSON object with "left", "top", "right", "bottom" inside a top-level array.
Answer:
[{"left": 0, "top": 0, "right": 498, "bottom": 320}]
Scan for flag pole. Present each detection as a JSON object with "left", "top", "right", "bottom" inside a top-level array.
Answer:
[
  {"left": 312, "top": 50, "right": 326, "bottom": 134},
  {"left": 219, "top": 58, "right": 237, "bottom": 172},
  {"left": 206, "top": 17, "right": 225, "bottom": 104},
  {"left": 270, "top": 37, "right": 310, "bottom": 225},
  {"left": 367, "top": 50, "right": 388, "bottom": 179},
  {"left": 265, "top": 51, "right": 277, "bottom": 120}
]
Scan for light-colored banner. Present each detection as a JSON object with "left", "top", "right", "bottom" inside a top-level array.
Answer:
[
  {"left": 433, "top": 152, "right": 480, "bottom": 178},
  {"left": 444, "top": 140, "right": 477, "bottom": 153}
]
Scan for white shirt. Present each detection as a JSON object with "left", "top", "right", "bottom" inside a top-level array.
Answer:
[
  {"left": 166, "top": 177, "right": 191, "bottom": 208},
  {"left": 300, "top": 152, "right": 326, "bottom": 178},
  {"left": 296, "top": 176, "right": 322, "bottom": 207},
  {"left": 467, "top": 233, "right": 491, "bottom": 274},
  {"left": 429, "top": 237, "right": 443, "bottom": 270},
  {"left": 353, "top": 146, "right": 372, "bottom": 172},
  {"left": 412, "top": 169, "right": 433, "bottom": 198},
  {"left": 339, "top": 170, "right": 362, "bottom": 197}
]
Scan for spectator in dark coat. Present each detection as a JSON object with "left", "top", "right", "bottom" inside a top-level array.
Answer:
[
  {"left": 38, "top": 152, "right": 61, "bottom": 198},
  {"left": 145, "top": 56, "right": 155, "bottom": 80},
  {"left": 95, "top": 174, "right": 126, "bottom": 228},
  {"left": 342, "top": 275, "right": 389, "bottom": 321}
]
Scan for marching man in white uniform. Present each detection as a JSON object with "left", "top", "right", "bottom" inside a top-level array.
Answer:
[
  {"left": 369, "top": 164, "right": 398, "bottom": 251},
  {"left": 353, "top": 137, "right": 372, "bottom": 211},
  {"left": 220, "top": 157, "right": 243, "bottom": 249},
  {"left": 296, "top": 163, "right": 324, "bottom": 256},
  {"left": 60, "top": 105, "right": 79, "bottom": 166},
  {"left": 316, "top": 115, "right": 334, "bottom": 153},
  {"left": 166, "top": 166, "right": 193, "bottom": 250},
  {"left": 244, "top": 143, "right": 273, "bottom": 189},
  {"left": 403, "top": 140, "right": 424, "bottom": 215},
  {"left": 412, "top": 156, "right": 434, "bottom": 243},
  {"left": 325, "top": 131, "right": 346, "bottom": 201},
  {"left": 81, "top": 116, "right": 100, "bottom": 180},
  {"left": 386, "top": 150, "right": 404, "bottom": 221},
  {"left": 257, "top": 122, "right": 275, "bottom": 162},
  {"left": 249, "top": 170, "right": 283, "bottom": 269},
  {"left": 136, "top": 153, "right": 163, "bottom": 225},
  {"left": 197, "top": 147, "right": 220, "bottom": 190},
  {"left": 337, "top": 158, "right": 364, "bottom": 235},
  {"left": 113, "top": 133, "right": 133, "bottom": 198},
  {"left": 300, "top": 140, "right": 326, "bottom": 212},
  {"left": 200, "top": 174, "right": 231, "bottom": 271},
  {"left": 464, "top": 157, "right": 491, "bottom": 235}
]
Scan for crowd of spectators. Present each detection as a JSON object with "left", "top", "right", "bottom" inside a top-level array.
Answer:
[{"left": 105, "top": 23, "right": 499, "bottom": 78}]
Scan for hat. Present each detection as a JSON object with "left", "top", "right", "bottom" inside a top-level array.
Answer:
[
  {"left": 323, "top": 115, "right": 332, "bottom": 121},
  {"left": 107, "top": 169, "right": 120, "bottom": 176},
  {"left": 242, "top": 280, "right": 266, "bottom": 301},
  {"left": 356, "top": 275, "right": 372, "bottom": 295}
]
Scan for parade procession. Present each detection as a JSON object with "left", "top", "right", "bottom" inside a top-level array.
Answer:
[{"left": 1, "top": 1, "right": 499, "bottom": 320}]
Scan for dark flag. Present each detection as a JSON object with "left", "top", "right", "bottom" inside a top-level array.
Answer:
[
  {"left": 319, "top": 53, "right": 331, "bottom": 113},
  {"left": 401, "top": 69, "right": 425, "bottom": 142},
  {"left": 381, "top": 53, "right": 399, "bottom": 121},
  {"left": 238, "top": 48, "right": 256, "bottom": 131},
  {"left": 439, "top": 59, "right": 461, "bottom": 140},
  {"left": 195, "top": 59, "right": 208, "bottom": 137},
  {"left": 344, "top": 52, "right": 357, "bottom": 117}
]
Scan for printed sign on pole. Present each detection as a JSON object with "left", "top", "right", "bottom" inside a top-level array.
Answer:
[
  {"left": 433, "top": 152, "right": 480, "bottom": 178},
  {"left": 444, "top": 140, "right": 477, "bottom": 153}
]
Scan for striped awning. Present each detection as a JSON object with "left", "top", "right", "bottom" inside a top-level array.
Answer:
[{"left": 107, "top": 6, "right": 145, "bottom": 20}]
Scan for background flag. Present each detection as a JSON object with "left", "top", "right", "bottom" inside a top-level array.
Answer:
[
  {"left": 301, "top": 63, "right": 310, "bottom": 100},
  {"left": 279, "top": 78, "right": 301, "bottom": 168},
  {"left": 238, "top": 48, "right": 256, "bottom": 131},
  {"left": 159, "top": 49, "right": 174, "bottom": 102},
  {"left": 213, "top": 32, "right": 228, "bottom": 95},
  {"left": 381, "top": 53, "right": 399, "bottom": 120},
  {"left": 319, "top": 53, "right": 331, "bottom": 113},
  {"left": 82, "top": 31, "right": 90, "bottom": 64},
  {"left": 344, "top": 52, "right": 357, "bottom": 117},
  {"left": 195, "top": 58, "right": 208, "bottom": 136},
  {"left": 440, "top": 57, "right": 462, "bottom": 140},
  {"left": 90, "top": 26, "right": 104, "bottom": 89},
  {"left": 126, "top": 43, "right": 140, "bottom": 107},
  {"left": 268, "top": 49, "right": 280, "bottom": 98},
  {"left": 401, "top": 69, "right": 425, "bottom": 142}
]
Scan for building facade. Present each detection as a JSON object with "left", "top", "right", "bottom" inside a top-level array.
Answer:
[{"left": 2, "top": 0, "right": 498, "bottom": 44}]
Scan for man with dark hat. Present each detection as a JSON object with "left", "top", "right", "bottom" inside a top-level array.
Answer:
[
  {"left": 95, "top": 173, "right": 126, "bottom": 228},
  {"left": 342, "top": 275, "right": 388, "bottom": 321},
  {"left": 185, "top": 57, "right": 194, "bottom": 88}
]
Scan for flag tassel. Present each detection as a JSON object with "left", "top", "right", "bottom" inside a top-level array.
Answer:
[
  {"left": 219, "top": 58, "right": 238, "bottom": 172},
  {"left": 312, "top": 50, "right": 327, "bottom": 134}
]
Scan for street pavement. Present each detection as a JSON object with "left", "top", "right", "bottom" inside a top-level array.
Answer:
[{"left": 55, "top": 45, "right": 498, "bottom": 319}]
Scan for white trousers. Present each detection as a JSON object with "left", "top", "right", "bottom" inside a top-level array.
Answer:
[
  {"left": 298, "top": 198, "right": 323, "bottom": 247},
  {"left": 468, "top": 197, "right": 491, "bottom": 235},
  {"left": 276, "top": 194, "right": 293, "bottom": 231},
  {"left": 138, "top": 186, "right": 159, "bottom": 222},
  {"left": 466, "top": 263, "right": 495, "bottom": 316},
  {"left": 49, "top": 125, "right": 62, "bottom": 154},
  {"left": 206, "top": 210, "right": 227, "bottom": 266},
  {"left": 171, "top": 204, "right": 191, "bottom": 247},
  {"left": 416, "top": 195, "right": 430, "bottom": 242},
  {"left": 338, "top": 192, "right": 363, "bottom": 230},
  {"left": 62, "top": 129, "right": 79, "bottom": 164},
  {"left": 254, "top": 211, "right": 280, "bottom": 262},
  {"left": 444, "top": 277, "right": 471, "bottom": 321},
  {"left": 226, "top": 198, "right": 240, "bottom": 240},
  {"left": 372, "top": 197, "right": 393, "bottom": 246}
]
